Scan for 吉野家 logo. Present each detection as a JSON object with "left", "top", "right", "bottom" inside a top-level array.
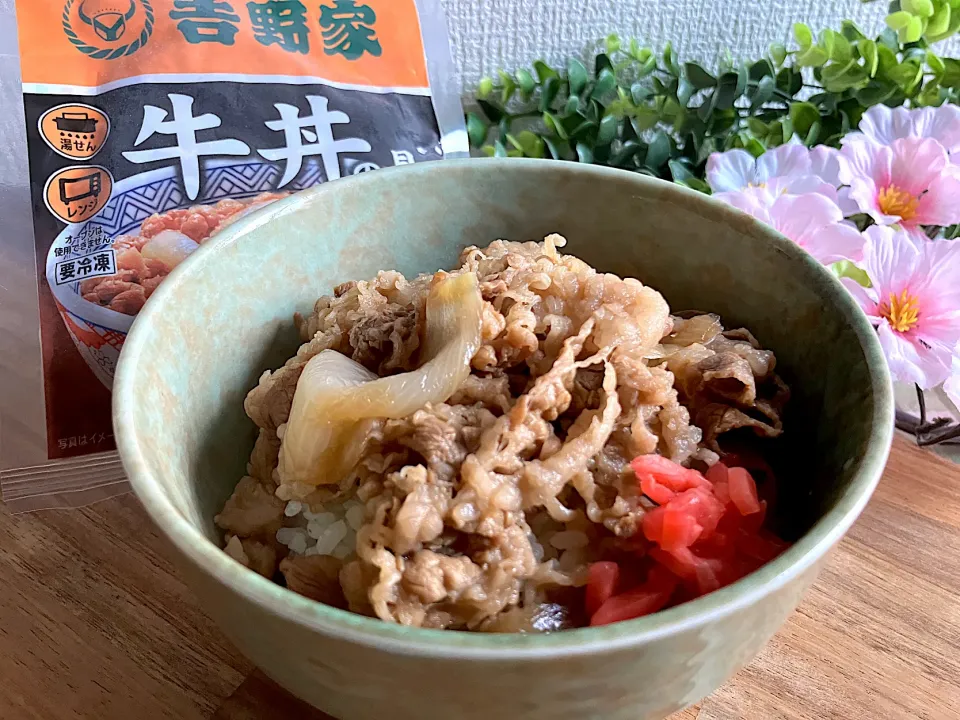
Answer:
[{"left": 62, "top": 0, "right": 155, "bottom": 59}]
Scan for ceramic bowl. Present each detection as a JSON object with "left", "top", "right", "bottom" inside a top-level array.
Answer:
[{"left": 113, "top": 158, "right": 894, "bottom": 720}]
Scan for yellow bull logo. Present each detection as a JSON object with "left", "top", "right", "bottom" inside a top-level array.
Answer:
[{"left": 78, "top": 0, "right": 137, "bottom": 42}]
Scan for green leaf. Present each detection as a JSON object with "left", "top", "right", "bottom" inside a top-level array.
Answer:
[
  {"left": 632, "top": 107, "right": 661, "bottom": 132},
  {"left": 596, "top": 113, "right": 619, "bottom": 145},
  {"left": 563, "top": 95, "right": 580, "bottom": 116},
  {"left": 685, "top": 62, "right": 717, "bottom": 89},
  {"left": 832, "top": 261, "right": 872, "bottom": 288},
  {"left": 886, "top": 10, "right": 914, "bottom": 29},
  {"left": 631, "top": 83, "right": 652, "bottom": 104},
  {"left": 676, "top": 177, "right": 712, "bottom": 194},
  {"left": 736, "top": 64, "right": 749, "bottom": 97},
  {"left": 567, "top": 58, "right": 588, "bottom": 95},
  {"left": 748, "top": 59, "right": 775, "bottom": 80},
  {"left": 516, "top": 68, "right": 536, "bottom": 100},
  {"left": 747, "top": 116, "right": 769, "bottom": 137},
  {"left": 481, "top": 145, "right": 496, "bottom": 157},
  {"left": 645, "top": 131, "right": 671, "bottom": 169},
  {"left": 876, "top": 44, "right": 900, "bottom": 75},
  {"left": 638, "top": 56, "right": 657, "bottom": 77},
  {"left": 591, "top": 68, "right": 617, "bottom": 99},
  {"left": 595, "top": 53, "right": 614, "bottom": 76},
  {"left": 493, "top": 139, "right": 508, "bottom": 157},
  {"left": 498, "top": 70, "right": 516, "bottom": 103},
  {"left": 776, "top": 67, "right": 804, "bottom": 94},
  {"left": 903, "top": 0, "right": 935, "bottom": 17},
  {"left": 821, "top": 63, "right": 870, "bottom": 92},
  {"left": 928, "top": 51, "right": 946, "bottom": 78},
  {"left": 855, "top": 82, "right": 897, "bottom": 105},
  {"left": 927, "top": 1, "right": 952, "bottom": 36},
  {"left": 576, "top": 142, "right": 594, "bottom": 163},
  {"left": 714, "top": 72, "right": 739, "bottom": 110},
  {"left": 668, "top": 158, "right": 695, "bottom": 183},
  {"left": 478, "top": 77, "right": 494, "bottom": 100},
  {"left": 878, "top": 27, "right": 901, "bottom": 50},
  {"left": 902, "top": 15, "right": 926, "bottom": 42},
  {"left": 841, "top": 20, "right": 867, "bottom": 41},
  {"left": 789, "top": 101, "right": 820, "bottom": 138},
  {"left": 744, "top": 137, "right": 766, "bottom": 158},
  {"left": 466, "top": 112, "right": 488, "bottom": 147},
  {"left": 796, "top": 45, "right": 830, "bottom": 67},
  {"left": 515, "top": 130, "right": 545, "bottom": 158},
  {"left": 827, "top": 31, "right": 854, "bottom": 64},
  {"left": 542, "top": 136, "right": 565, "bottom": 160},
  {"left": 543, "top": 112, "right": 568, "bottom": 139},
  {"left": 888, "top": 60, "right": 924, "bottom": 90},
  {"left": 533, "top": 60, "right": 558, "bottom": 83},
  {"left": 917, "top": 78, "right": 944, "bottom": 105},
  {"left": 539, "top": 76, "right": 561, "bottom": 112},
  {"left": 794, "top": 22, "right": 814, "bottom": 48},
  {"left": 749, "top": 75, "right": 776, "bottom": 111},
  {"left": 770, "top": 43, "right": 788, "bottom": 66},
  {"left": 605, "top": 34, "right": 621, "bottom": 54},
  {"left": 859, "top": 39, "right": 879, "bottom": 76},
  {"left": 676, "top": 77, "right": 696, "bottom": 106},
  {"left": 942, "top": 58, "right": 960, "bottom": 87},
  {"left": 476, "top": 99, "right": 504, "bottom": 123},
  {"left": 804, "top": 119, "right": 822, "bottom": 145},
  {"left": 662, "top": 41, "right": 680, "bottom": 75}
]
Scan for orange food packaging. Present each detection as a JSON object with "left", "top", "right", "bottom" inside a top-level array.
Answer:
[{"left": 0, "top": 0, "right": 466, "bottom": 511}]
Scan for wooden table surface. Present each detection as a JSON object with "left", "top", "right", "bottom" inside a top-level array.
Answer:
[{"left": 1, "top": 435, "right": 958, "bottom": 720}]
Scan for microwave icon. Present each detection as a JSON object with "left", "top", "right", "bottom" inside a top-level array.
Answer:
[{"left": 59, "top": 172, "right": 102, "bottom": 204}]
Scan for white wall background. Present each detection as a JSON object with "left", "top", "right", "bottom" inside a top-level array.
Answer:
[{"left": 442, "top": 0, "right": 960, "bottom": 91}]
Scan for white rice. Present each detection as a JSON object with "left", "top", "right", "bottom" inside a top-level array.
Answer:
[{"left": 276, "top": 497, "right": 363, "bottom": 560}]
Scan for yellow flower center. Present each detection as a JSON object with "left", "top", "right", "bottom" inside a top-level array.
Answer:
[
  {"left": 879, "top": 290, "right": 920, "bottom": 333},
  {"left": 877, "top": 185, "right": 919, "bottom": 221},
  {"left": 747, "top": 181, "right": 766, "bottom": 189}
]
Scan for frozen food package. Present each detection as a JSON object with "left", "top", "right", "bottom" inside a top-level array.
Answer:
[{"left": 1, "top": 0, "right": 467, "bottom": 512}]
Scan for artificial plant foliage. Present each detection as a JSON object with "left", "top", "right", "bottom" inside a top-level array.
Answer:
[{"left": 467, "top": 17, "right": 960, "bottom": 195}]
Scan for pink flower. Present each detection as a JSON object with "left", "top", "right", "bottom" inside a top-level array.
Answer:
[
  {"left": 842, "top": 226, "right": 960, "bottom": 389},
  {"left": 809, "top": 145, "right": 859, "bottom": 216},
  {"left": 843, "top": 105, "right": 960, "bottom": 155},
  {"left": 838, "top": 137, "right": 960, "bottom": 230},
  {"left": 718, "top": 187, "right": 864, "bottom": 264},
  {"left": 706, "top": 144, "right": 834, "bottom": 197}
]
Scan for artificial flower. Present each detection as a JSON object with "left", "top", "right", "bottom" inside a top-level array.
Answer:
[
  {"left": 719, "top": 187, "right": 864, "bottom": 264},
  {"left": 705, "top": 144, "right": 834, "bottom": 197},
  {"left": 842, "top": 104, "right": 960, "bottom": 156},
  {"left": 838, "top": 137, "right": 960, "bottom": 231},
  {"left": 842, "top": 226, "right": 960, "bottom": 389}
]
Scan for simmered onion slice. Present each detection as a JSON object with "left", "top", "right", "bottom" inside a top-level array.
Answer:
[
  {"left": 277, "top": 272, "right": 483, "bottom": 496},
  {"left": 140, "top": 230, "right": 200, "bottom": 270}
]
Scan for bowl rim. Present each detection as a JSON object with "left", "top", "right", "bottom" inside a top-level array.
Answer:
[{"left": 114, "top": 157, "right": 894, "bottom": 659}]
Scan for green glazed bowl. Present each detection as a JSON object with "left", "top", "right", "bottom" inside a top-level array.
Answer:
[{"left": 114, "top": 159, "right": 894, "bottom": 720}]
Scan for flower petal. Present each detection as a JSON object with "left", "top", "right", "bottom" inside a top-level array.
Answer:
[
  {"left": 913, "top": 105, "right": 960, "bottom": 154},
  {"left": 877, "top": 321, "right": 952, "bottom": 389},
  {"left": 755, "top": 143, "right": 811, "bottom": 184},
  {"left": 858, "top": 105, "right": 919, "bottom": 145},
  {"left": 890, "top": 137, "right": 948, "bottom": 196},
  {"left": 804, "top": 222, "right": 866, "bottom": 264},
  {"left": 915, "top": 172, "right": 960, "bottom": 227},
  {"left": 706, "top": 150, "right": 756, "bottom": 193},
  {"left": 841, "top": 277, "right": 879, "bottom": 320},
  {"left": 714, "top": 187, "right": 775, "bottom": 222},
  {"left": 862, "top": 225, "right": 922, "bottom": 299},
  {"left": 809, "top": 145, "right": 842, "bottom": 187}
]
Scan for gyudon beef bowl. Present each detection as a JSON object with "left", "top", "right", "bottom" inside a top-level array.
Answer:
[{"left": 114, "top": 159, "right": 893, "bottom": 720}]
